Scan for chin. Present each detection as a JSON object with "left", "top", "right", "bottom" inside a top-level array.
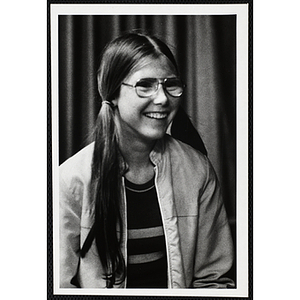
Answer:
[{"left": 143, "top": 130, "right": 167, "bottom": 142}]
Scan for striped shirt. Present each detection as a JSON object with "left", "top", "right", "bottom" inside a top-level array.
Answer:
[{"left": 125, "top": 176, "right": 168, "bottom": 288}]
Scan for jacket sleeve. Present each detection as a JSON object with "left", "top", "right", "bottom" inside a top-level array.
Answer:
[
  {"left": 59, "top": 172, "right": 82, "bottom": 288},
  {"left": 192, "top": 159, "right": 235, "bottom": 288}
]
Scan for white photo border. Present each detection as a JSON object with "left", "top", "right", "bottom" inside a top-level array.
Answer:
[{"left": 50, "top": 2, "right": 250, "bottom": 298}]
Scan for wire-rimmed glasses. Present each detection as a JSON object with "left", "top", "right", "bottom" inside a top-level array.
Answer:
[{"left": 122, "top": 77, "right": 185, "bottom": 98}]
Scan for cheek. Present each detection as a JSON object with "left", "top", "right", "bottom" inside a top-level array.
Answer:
[
  {"left": 115, "top": 91, "right": 132, "bottom": 115},
  {"left": 117, "top": 99, "right": 141, "bottom": 123}
]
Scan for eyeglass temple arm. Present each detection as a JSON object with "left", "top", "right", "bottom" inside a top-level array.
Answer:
[{"left": 121, "top": 82, "right": 135, "bottom": 88}]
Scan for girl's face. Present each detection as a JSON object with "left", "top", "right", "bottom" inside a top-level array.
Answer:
[{"left": 112, "top": 57, "right": 182, "bottom": 146}]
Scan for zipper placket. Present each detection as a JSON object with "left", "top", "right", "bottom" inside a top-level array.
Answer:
[{"left": 153, "top": 165, "right": 172, "bottom": 288}]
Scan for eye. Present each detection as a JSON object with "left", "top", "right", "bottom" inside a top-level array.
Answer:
[
  {"left": 165, "top": 78, "right": 182, "bottom": 88},
  {"left": 136, "top": 78, "right": 157, "bottom": 89}
]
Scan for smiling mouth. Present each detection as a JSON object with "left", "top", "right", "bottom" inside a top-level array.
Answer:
[{"left": 145, "top": 112, "right": 168, "bottom": 119}]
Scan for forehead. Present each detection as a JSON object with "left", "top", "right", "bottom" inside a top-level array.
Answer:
[{"left": 125, "top": 56, "right": 177, "bottom": 82}]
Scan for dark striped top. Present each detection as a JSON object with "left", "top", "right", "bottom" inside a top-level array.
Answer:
[{"left": 125, "top": 176, "right": 168, "bottom": 288}]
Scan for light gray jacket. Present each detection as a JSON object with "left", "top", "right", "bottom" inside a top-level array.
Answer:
[{"left": 59, "top": 135, "right": 234, "bottom": 288}]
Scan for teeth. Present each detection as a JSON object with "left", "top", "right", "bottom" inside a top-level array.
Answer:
[{"left": 145, "top": 112, "right": 168, "bottom": 119}]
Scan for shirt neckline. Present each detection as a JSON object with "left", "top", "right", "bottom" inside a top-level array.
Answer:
[{"left": 124, "top": 176, "right": 155, "bottom": 192}]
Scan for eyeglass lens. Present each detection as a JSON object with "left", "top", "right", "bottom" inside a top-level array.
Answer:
[{"left": 136, "top": 78, "right": 184, "bottom": 97}]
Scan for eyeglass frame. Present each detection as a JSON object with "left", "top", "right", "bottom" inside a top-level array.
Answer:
[{"left": 121, "top": 77, "right": 186, "bottom": 98}]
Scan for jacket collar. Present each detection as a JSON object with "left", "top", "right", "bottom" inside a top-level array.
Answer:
[{"left": 149, "top": 135, "right": 168, "bottom": 166}]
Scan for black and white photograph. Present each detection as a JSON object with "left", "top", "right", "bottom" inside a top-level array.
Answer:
[
  {"left": 49, "top": 2, "right": 250, "bottom": 298},
  {"left": 4, "top": 1, "right": 300, "bottom": 300}
]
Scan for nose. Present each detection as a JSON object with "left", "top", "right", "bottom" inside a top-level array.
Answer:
[{"left": 153, "top": 83, "right": 169, "bottom": 106}]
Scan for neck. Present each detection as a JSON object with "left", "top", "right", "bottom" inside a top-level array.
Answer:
[
  {"left": 120, "top": 135, "right": 154, "bottom": 166},
  {"left": 118, "top": 135, "right": 156, "bottom": 184}
]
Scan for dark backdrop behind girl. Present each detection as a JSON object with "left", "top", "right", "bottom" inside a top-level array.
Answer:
[{"left": 58, "top": 14, "right": 236, "bottom": 282}]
